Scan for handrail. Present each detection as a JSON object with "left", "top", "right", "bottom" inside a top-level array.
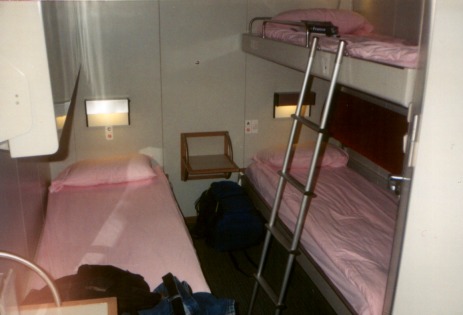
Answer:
[
  {"left": 0, "top": 251, "right": 61, "bottom": 307},
  {"left": 248, "top": 17, "right": 271, "bottom": 33},
  {"left": 249, "top": 18, "right": 338, "bottom": 48}
]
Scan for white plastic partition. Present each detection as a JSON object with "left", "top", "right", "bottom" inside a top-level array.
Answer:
[{"left": 0, "top": 2, "right": 79, "bottom": 158}]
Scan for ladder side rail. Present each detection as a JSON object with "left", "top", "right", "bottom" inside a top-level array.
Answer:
[
  {"left": 248, "top": 36, "right": 320, "bottom": 315},
  {"left": 305, "top": 40, "right": 346, "bottom": 196},
  {"left": 269, "top": 36, "right": 320, "bottom": 229},
  {"left": 290, "top": 40, "right": 347, "bottom": 254},
  {"left": 292, "top": 37, "right": 319, "bottom": 122},
  {"left": 275, "top": 40, "right": 346, "bottom": 315},
  {"left": 279, "top": 36, "right": 319, "bottom": 184}
]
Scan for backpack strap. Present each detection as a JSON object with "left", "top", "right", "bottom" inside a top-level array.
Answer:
[{"left": 161, "top": 273, "right": 185, "bottom": 315}]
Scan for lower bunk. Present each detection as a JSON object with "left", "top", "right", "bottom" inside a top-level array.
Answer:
[
  {"left": 24, "top": 153, "right": 235, "bottom": 314},
  {"left": 242, "top": 152, "right": 398, "bottom": 315},
  {"left": 242, "top": 89, "right": 407, "bottom": 315}
]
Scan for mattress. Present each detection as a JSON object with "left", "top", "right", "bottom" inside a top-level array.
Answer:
[
  {"left": 28, "top": 161, "right": 210, "bottom": 294},
  {"left": 245, "top": 160, "right": 398, "bottom": 315},
  {"left": 262, "top": 30, "right": 418, "bottom": 69}
]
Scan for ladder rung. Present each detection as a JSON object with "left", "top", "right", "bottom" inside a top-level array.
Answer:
[
  {"left": 265, "top": 224, "right": 300, "bottom": 255},
  {"left": 253, "top": 274, "right": 286, "bottom": 310},
  {"left": 278, "top": 171, "right": 317, "bottom": 197},
  {"left": 291, "top": 114, "right": 327, "bottom": 134}
]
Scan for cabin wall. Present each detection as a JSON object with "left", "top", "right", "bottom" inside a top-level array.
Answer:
[
  {"left": 0, "top": 0, "right": 426, "bottom": 257},
  {"left": 0, "top": 151, "right": 50, "bottom": 289},
  {"left": 47, "top": 1, "right": 163, "bottom": 174},
  {"left": 353, "top": 0, "right": 398, "bottom": 37},
  {"left": 353, "top": 0, "right": 422, "bottom": 44},
  {"left": 47, "top": 0, "right": 342, "bottom": 217},
  {"left": 2, "top": 0, "right": 463, "bottom": 313},
  {"left": 41, "top": 0, "right": 422, "bottom": 219},
  {"left": 390, "top": 0, "right": 463, "bottom": 313}
]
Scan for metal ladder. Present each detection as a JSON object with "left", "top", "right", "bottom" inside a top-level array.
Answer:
[{"left": 248, "top": 38, "right": 346, "bottom": 315}]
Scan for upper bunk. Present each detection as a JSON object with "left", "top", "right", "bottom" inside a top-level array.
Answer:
[{"left": 241, "top": 8, "right": 419, "bottom": 107}]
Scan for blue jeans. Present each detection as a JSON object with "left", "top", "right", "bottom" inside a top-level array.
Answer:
[{"left": 137, "top": 277, "right": 235, "bottom": 315}]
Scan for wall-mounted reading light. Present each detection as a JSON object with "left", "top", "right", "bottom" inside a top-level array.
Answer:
[
  {"left": 85, "top": 99, "right": 130, "bottom": 127},
  {"left": 273, "top": 91, "right": 316, "bottom": 119}
]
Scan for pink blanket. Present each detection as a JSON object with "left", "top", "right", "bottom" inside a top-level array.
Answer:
[
  {"left": 262, "top": 29, "right": 419, "bottom": 68},
  {"left": 246, "top": 162, "right": 398, "bottom": 315},
  {"left": 29, "top": 166, "right": 210, "bottom": 293}
]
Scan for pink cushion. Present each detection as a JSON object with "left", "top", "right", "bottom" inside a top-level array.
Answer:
[
  {"left": 254, "top": 143, "right": 349, "bottom": 169},
  {"left": 270, "top": 9, "right": 374, "bottom": 35},
  {"left": 50, "top": 154, "right": 156, "bottom": 192}
]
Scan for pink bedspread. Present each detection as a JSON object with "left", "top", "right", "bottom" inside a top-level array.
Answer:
[
  {"left": 29, "top": 166, "right": 210, "bottom": 293},
  {"left": 245, "top": 162, "right": 398, "bottom": 315},
  {"left": 262, "top": 28, "right": 419, "bottom": 68}
]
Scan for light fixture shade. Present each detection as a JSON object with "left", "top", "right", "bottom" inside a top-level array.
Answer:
[
  {"left": 273, "top": 91, "right": 316, "bottom": 118},
  {"left": 85, "top": 99, "right": 130, "bottom": 127}
]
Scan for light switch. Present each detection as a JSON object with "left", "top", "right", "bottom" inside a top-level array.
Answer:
[
  {"left": 245, "top": 120, "right": 258, "bottom": 134},
  {"left": 105, "top": 126, "right": 114, "bottom": 140}
]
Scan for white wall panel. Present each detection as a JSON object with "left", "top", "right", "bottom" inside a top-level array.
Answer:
[
  {"left": 246, "top": 0, "right": 346, "bottom": 22},
  {"left": 353, "top": 0, "right": 422, "bottom": 44},
  {"left": 0, "top": 151, "right": 49, "bottom": 294},
  {"left": 391, "top": 1, "right": 463, "bottom": 313},
  {"left": 160, "top": 0, "right": 248, "bottom": 216},
  {"left": 0, "top": 152, "right": 26, "bottom": 255},
  {"left": 49, "top": 1, "right": 162, "bottom": 177}
]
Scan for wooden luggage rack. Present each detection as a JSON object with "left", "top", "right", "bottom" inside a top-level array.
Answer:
[{"left": 181, "top": 131, "right": 240, "bottom": 181}]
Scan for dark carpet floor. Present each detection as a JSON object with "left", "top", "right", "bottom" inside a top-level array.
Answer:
[{"left": 191, "top": 235, "right": 337, "bottom": 315}]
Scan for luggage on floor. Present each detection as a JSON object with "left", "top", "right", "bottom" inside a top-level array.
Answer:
[{"left": 192, "top": 181, "right": 264, "bottom": 252}]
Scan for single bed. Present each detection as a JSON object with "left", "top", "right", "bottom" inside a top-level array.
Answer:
[
  {"left": 27, "top": 154, "right": 210, "bottom": 296},
  {"left": 242, "top": 8, "right": 419, "bottom": 106},
  {"left": 243, "top": 90, "right": 408, "bottom": 315}
]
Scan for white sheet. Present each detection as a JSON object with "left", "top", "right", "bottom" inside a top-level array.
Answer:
[
  {"left": 29, "top": 166, "right": 209, "bottom": 293},
  {"left": 245, "top": 161, "right": 398, "bottom": 315}
]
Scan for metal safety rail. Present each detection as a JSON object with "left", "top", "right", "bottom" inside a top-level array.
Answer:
[
  {"left": 247, "top": 37, "right": 346, "bottom": 315},
  {"left": 248, "top": 17, "right": 338, "bottom": 47}
]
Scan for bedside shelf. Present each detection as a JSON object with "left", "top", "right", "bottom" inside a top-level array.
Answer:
[{"left": 181, "top": 131, "right": 240, "bottom": 181}]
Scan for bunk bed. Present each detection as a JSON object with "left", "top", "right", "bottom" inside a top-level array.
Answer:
[
  {"left": 242, "top": 8, "right": 419, "bottom": 107},
  {"left": 242, "top": 89, "right": 409, "bottom": 315},
  {"left": 242, "top": 9, "right": 412, "bottom": 310},
  {"left": 26, "top": 154, "right": 210, "bottom": 297}
]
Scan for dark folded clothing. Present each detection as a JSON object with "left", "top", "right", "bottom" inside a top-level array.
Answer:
[{"left": 24, "top": 264, "right": 161, "bottom": 315}]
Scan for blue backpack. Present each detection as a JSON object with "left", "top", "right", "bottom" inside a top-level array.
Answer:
[{"left": 192, "top": 181, "right": 264, "bottom": 252}]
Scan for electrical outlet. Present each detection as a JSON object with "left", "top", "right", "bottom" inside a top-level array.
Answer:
[
  {"left": 245, "top": 120, "right": 258, "bottom": 134},
  {"left": 105, "top": 126, "right": 114, "bottom": 140}
]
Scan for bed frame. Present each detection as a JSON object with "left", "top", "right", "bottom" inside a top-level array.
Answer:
[
  {"left": 242, "top": 33, "right": 417, "bottom": 107},
  {"left": 242, "top": 175, "right": 354, "bottom": 314},
  {"left": 26, "top": 157, "right": 211, "bottom": 299},
  {"left": 242, "top": 89, "right": 408, "bottom": 314}
]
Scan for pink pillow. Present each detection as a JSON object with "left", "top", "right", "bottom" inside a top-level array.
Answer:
[
  {"left": 254, "top": 143, "right": 348, "bottom": 169},
  {"left": 50, "top": 154, "right": 156, "bottom": 192},
  {"left": 269, "top": 9, "right": 374, "bottom": 35}
]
